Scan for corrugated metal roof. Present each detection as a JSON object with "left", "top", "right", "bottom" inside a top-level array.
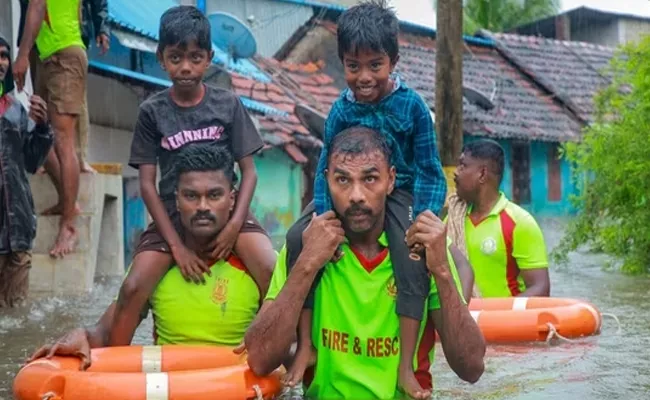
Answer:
[
  {"left": 89, "top": 60, "right": 287, "bottom": 117},
  {"left": 89, "top": 60, "right": 172, "bottom": 88},
  {"left": 107, "top": 0, "right": 270, "bottom": 82},
  {"left": 271, "top": 0, "right": 495, "bottom": 47},
  {"left": 240, "top": 97, "right": 290, "bottom": 117}
]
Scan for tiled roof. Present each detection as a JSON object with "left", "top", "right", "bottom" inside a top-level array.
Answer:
[
  {"left": 231, "top": 59, "right": 340, "bottom": 162},
  {"left": 487, "top": 33, "right": 615, "bottom": 122},
  {"left": 300, "top": 20, "right": 581, "bottom": 142},
  {"left": 396, "top": 33, "right": 582, "bottom": 142}
]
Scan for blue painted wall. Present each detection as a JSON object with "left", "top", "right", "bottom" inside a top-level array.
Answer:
[
  {"left": 123, "top": 177, "right": 148, "bottom": 267},
  {"left": 250, "top": 148, "right": 304, "bottom": 249},
  {"left": 463, "top": 135, "right": 577, "bottom": 216}
]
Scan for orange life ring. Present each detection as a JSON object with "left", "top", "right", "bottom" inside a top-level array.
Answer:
[
  {"left": 13, "top": 345, "right": 283, "bottom": 400},
  {"left": 468, "top": 297, "right": 602, "bottom": 343}
]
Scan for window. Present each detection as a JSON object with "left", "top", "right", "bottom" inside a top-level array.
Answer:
[
  {"left": 511, "top": 141, "right": 531, "bottom": 205},
  {"left": 547, "top": 143, "right": 562, "bottom": 201}
]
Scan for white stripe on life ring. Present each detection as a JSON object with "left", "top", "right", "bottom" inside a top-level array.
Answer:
[
  {"left": 470, "top": 310, "right": 481, "bottom": 323},
  {"left": 142, "top": 346, "right": 162, "bottom": 373},
  {"left": 580, "top": 303, "right": 603, "bottom": 333},
  {"left": 146, "top": 372, "right": 169, "bottom": 400},
  {"left": 513, "top": 297, "right": 529, "bottom": 311}
]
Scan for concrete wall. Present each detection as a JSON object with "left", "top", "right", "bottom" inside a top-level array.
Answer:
[
  {"left": 571, "top": 19, "right": 621, "bottom": 47},
  {"left": 0, "top": 0, "right": 14, "bottom": 45},
  {"left": 206, "top": 0, "right": 313, "bottom": 58},
  {"left": 620, "top": 18, "right": 650, "bottom": 44},
  {"left": 250, "top": 148, "right": 304, "bottom": 248},
  {"left": 570, "top": 17, "right": 650, "bottom": 47},
  {"left": 87, "top": 124, "right": 138, "bottom": 178},
  {"left": 464, "top": 135, "right": 577, "bottom": 216}
]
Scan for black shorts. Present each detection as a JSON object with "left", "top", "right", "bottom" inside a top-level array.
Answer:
[{"left": 134, "top": 209, "right": 268, "bottom": 257}]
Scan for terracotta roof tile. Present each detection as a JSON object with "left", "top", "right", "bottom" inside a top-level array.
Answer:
[
  {"left": 229, "top": 59, "right": 338, "bottom": 159},
  {"left": 313, "top": 73, "right": 334, "bottom": 85},
  {"left": 491, "top": 33, "right": 615, "bottom": 121},
  {"left": 284, "top": 143, "right": 309, "bottom": 164}
]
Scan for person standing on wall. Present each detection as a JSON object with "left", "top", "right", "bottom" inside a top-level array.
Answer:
[
  {"left": 14, "top": 0, "right": 88, "bottom": 258},
  {"left": 17, "top": 0, "right": 110, "bottom": 176}
]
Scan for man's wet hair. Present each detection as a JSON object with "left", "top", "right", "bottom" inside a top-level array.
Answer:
[
  {"left": 328, "top": 126, "right": 392, "bottom": 165},
  {"left": 174, "top": 143, "right": 234, "bottom": 187},
  {"left": 337, "top": 0, "right": 400, "bottom": 63},
  {"left": 158, "top": 6, "right": 212, "bottom": 54},
  {"left": 462, "top": 139, "right": 505, "bottom": 184}
]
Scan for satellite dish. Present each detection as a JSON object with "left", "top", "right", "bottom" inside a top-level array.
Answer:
[
  {"left": 463, "top": 86, "right": 495, "bottom": 111},
  {"left": 295, "top": 104, "right": 326, "bottom": 140},
  {"left": 208, "top": 12, "right": 257, "bottom": 61}
]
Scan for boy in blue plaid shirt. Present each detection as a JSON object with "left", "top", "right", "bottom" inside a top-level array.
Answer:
[{"left": 284, "top": 1, "right": 447, "bottom": 398}]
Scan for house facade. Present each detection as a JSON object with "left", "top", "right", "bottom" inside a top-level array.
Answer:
[
  {"left": 512, "top": 7, "right": 650, "bottom": 47},
  {"left": 275, "top": 12, "right": 606, "bottom": 216},
  {"left": 99, "top": 0, "right": 343, "bottom": 251},
  {"left": 179, "top": 0, "right": 617, "bottom": 216}
]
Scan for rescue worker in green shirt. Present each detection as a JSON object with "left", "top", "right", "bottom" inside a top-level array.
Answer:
[
  {"left": 245, "top": 126, "right": 486, "bottom": 399},
  {"left": 447, "top": 139, "right": 551, "bottom": 298},
  {"left": 27, "top": 144, "right": 270, "bottom": 368}
]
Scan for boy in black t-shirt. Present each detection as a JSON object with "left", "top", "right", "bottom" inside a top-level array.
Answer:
[{"left": 110, "top": 6, "right": 276, "bottom": 344}]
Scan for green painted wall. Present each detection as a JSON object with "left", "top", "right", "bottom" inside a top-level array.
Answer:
[{"left": 250, "top": 148, "right": 304, "bottom": 249}]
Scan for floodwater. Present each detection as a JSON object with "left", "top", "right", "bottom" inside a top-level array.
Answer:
[{"left": 1, "top": 218, "right": 649, "bottom": 399}]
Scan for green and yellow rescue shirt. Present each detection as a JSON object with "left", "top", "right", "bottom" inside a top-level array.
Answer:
[
  {"left": 465, "top": 192, "right": 548, "bottom": 298},
  {"left": 138, "top": 255, "right": 259, "bottom": 346},
  {"left": 34, "top": 0, "right": 85, "bottom": 60},
  {"left": 267, "top": 234, "right": 464, "bottom": 399}
]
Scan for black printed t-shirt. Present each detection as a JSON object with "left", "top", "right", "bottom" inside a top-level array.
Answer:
[{"left": 129, "top": 85, "right": 264, "bottom": 212}]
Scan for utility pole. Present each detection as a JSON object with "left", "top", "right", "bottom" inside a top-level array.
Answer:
[{"left": 435, "top": 0, "right": 464, "bottom": 167}]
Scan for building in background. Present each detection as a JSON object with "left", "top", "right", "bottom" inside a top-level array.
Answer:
[
  {"left": 274, "top": 4, "right": 618, "bottom": 216},
  {"left": 512, "top": 6, "right": 650, "bottom": 47},
  {"left": 5, "top": 0, "right": 338, "bottom": 260}
]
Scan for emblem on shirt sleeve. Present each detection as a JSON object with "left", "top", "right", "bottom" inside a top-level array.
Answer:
[
  {"left": 386, "top": 278, "right": 397, "bottom": 298},
  {"left": 481, "top": 238, "right": 497, "bottom": 255}
]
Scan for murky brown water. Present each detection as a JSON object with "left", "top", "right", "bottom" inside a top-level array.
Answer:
[{"left": 1, "top": 218, "right": 649, "bottom": 399}]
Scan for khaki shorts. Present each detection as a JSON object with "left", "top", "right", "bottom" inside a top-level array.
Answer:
[
  {"left": 0, "top": 251, "right": 32, "bottom": 308},
  {"left": 34, "top": 46, "right": 89, "bottom": 160}
]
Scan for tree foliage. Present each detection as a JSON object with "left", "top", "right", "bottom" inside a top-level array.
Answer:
[
  {"left": 552, "top": 36, "right": 650, "bottom": 274},
  {"left": 439, "top": 0, "right": 561, "bottom": 34}
]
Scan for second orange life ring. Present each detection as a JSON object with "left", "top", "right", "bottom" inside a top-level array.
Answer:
[
  {"left": 13, "top": 345, "right": 283, "bottom": 400},
  {"left": 468, "top": 297, "right": 602, "bottom": 343}
]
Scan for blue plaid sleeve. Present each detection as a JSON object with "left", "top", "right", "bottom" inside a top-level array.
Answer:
[
  {"left": 314, "top": 100, "right": 345, "bottom": 215},
  {"left": 412, "top": 96, "right": 447, "bottom": 216}
]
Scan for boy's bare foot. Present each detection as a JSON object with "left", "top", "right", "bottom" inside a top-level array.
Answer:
[
  {"left": 41, "top": 203, "right": 62, "bottom": 216},
  {"left": 49, "top": 224, "right": 78, "bottom": 258},
  {"left": 282, "top": 346, "right": 316, "bottom": 387},
  {"left": 35, "top": 166, "right": 46, "bottom": 175},
  {"left": 80, "top": 161, "right": 96, "bottom": 174},
  {"left": 399, "top": 365, "right": 431, "bottom": 400},
  {"left": 41, "top": 202, "right": 81, "bottom": 216}
]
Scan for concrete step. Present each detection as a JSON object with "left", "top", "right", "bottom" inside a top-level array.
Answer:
[
  {"left": 29, "top": 253, "right": 94, "bottom": 294},
  {"left": 30, "top": 173, "right": 102, "bottom": 215},
  {"left": 32, "top": 215, "right": 93, "bottom": 255},
  {"left": 28, "top": 165, "right": 126, "bottom": 294}
]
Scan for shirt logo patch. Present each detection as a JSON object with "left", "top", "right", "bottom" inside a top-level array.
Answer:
[
  {"left": 481, "top": 238, "right": 497, "bottom": 255},
  {"left": 386, "top": 278, "right": 397, "bottom": 298},
  {"left": 212, "top": 277, "right": 229, "bottom": 315},
  {"left": 161, "top": 126, "right": 225, "bottom": 150}
]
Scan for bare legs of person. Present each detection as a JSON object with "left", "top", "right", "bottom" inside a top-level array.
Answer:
[
  {"left": 398, "top": 316, "right": 431, "bottom": 400},
  {"left": 43, "top": 112, "right": 80, "bottom": 258},
  {"left": 283, "top": 308, "right": 316, "bottom": 387}
]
